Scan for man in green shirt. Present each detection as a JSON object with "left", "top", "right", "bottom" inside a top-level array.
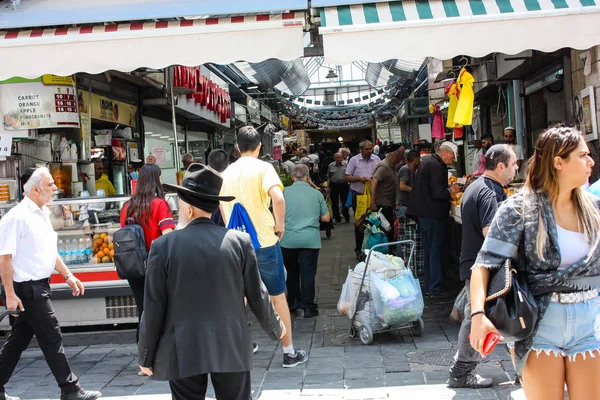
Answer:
[{"left": 280, "top": 164, "right": 330, "bottom": 318}]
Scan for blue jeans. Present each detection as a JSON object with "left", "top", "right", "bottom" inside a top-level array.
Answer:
[
  {"left": 418, "top": 217, "right": 446, "bottom": 294},
  {"left": 254, "top": 242, "right": 287, "bottom": 296},
  {"left": 281, "top": 247, "right": 320, "bottom": 311}
]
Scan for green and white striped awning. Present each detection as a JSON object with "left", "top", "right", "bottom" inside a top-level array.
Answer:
[{"left": 318, "top": 0, "right": 600, "bottom": 63}]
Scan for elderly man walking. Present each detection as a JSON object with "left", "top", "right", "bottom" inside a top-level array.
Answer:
[
  {"left": 345, "top": 140, "right": 380, "bottom": 258},
  {"left": 0, "top": 167, "right": 101, "bottom": 400},
  {"left": 327, "top": 153, "right": 349, "bottom": 224},
  {"left": 139, "top": 164, "right": 284, "bottom": 400},
  {"left": 371, "top": 145, "right": 404, "bottom": 243},
  {"left": 407, "top": 142, "right": 461, "bottom": 297},
  {"left": 281, "top": 164, "right": 331, "bottom": 318}
]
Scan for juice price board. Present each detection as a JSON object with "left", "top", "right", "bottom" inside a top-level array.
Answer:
[{"left": 0, "top": 75, "right": 80, "bottom": 130}]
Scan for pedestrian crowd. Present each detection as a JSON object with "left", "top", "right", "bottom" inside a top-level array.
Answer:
[{"left": 0, "top": 124, "right": 599, "bottom": 400}]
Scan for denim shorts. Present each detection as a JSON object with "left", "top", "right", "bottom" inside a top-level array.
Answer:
[
  {"left": 254, "top": 242, "right": 287, "bottom": 296},
  {"left": 530, "top": 295, "right": 600, "bottom": 361}
]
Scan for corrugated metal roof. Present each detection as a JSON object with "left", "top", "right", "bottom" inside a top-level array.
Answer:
[{"left": 0, "top": 0, "right": 307, "bottom": 29}]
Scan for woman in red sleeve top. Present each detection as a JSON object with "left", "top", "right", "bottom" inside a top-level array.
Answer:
[{"left": 119, "top": 164, "right": 175, "bottom": 361}]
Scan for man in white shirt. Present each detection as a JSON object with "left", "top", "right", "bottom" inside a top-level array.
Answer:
[
  {"left": 0, "top": 168, "right": 101, "bottom": 400},
  {"left": 503, "top": 127, "right": 525, "bottom": 177}
]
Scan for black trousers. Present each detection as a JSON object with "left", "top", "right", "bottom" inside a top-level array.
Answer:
[
  {"left": 0, "top": 280, "right": 78, "bottom": 394},
  {"left": 329, "top": 182, "right": 350, "bottom": 222},
  {"left": 169, "top": 371, "right": 251, "bottom": 400},
  {"left": 281, "top": 247, "right": 320, "bottom": 311},
  {"left": 127, "top": 277, "right": 145, "bottom": 343}
]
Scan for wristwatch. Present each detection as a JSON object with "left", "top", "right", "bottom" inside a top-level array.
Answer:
[{"left": 63, "top": 273, "right": 73, "bottom": 281}]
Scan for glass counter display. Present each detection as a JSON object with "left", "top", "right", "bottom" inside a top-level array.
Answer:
[{"left": 1, "top": 194, "right": 180, "bottom": 330}]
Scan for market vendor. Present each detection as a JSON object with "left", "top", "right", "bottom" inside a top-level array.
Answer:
[{"left": 94, "top": 163, "right": 116, "bottom": 196}]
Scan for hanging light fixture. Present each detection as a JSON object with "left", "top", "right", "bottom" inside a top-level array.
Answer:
[{"left": 326, "top": 68, "right": 338, "bottom": 80}]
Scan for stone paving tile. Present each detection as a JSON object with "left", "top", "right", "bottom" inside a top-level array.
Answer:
[{"left": 3, "top": 223, "right": 527, "bottom": 399}]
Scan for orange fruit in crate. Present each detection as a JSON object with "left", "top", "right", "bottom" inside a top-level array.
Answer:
[
  {"left": 100, "top": 233, "right": 107, "bottom": 239},
  {"left": 94, "top": 238, "right": 103, "bottom": 247},
  {"left": 108, "top": 243, "right": 114, "bottom": 250},
  {"left": 101, "top": 256, "right": 111, "bottom": 263},
  {"left": 97, "top": 251, "right": 105, "bottom": 259},
  {"left": 110, "top": 249, "right": 114, "bottom": 258}
]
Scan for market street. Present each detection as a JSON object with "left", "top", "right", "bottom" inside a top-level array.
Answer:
[{"left": 2, "top": 222, "right": 525, "bottom": 400}]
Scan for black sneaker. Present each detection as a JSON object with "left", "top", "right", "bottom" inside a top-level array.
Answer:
[
  {"left": 283, "top": 349, "right": 309, "bottom": 368},
  {"left": 60, "top": 389, "right": 102, "bottom": 400},
  {"left": 447, "top": 370, "right": 493, "bottom": 388},
  {"left": 304, "top": 308, "right": 319, "bottom": 318},
  {"left": 0, "top": 393, "right": 20, "bottom": 400},
  {"left": 253, "top": 343, "right": 258, "bottom": 354}
]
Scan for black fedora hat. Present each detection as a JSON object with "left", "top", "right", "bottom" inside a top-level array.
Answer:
[{"left": 163, "top": 163, "right": 235, "bottom": 203}]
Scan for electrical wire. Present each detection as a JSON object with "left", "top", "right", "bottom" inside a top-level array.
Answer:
[{"left": 496, "top": 85, "right": 508, "bottom": 121}]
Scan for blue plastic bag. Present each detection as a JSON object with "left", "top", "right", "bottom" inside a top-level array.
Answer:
[{"left": 227, "top": 203, "right": 261, "bottom": 250}]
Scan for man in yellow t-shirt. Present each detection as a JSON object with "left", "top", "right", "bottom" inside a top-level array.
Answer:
[
  {"left": 94, "top": 163, "right": 116, "bottom": 196},
  {"left": 220, "top": 126, "right": 308, "bottom": 369}
]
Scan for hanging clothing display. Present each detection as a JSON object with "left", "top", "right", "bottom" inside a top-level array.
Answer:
[
  {"left": 445, "top": 81, "right": 461, "bottom": 129},
  {"left": 453, "top": 68, "right": 475, "bottom": 126},
  {"left": 430, "top": 104, "right": 445, "bottom": 139}
]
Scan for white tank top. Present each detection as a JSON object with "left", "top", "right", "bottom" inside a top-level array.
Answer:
[{"left": 556, "top": 224, "right": 590, "bottom": 270}]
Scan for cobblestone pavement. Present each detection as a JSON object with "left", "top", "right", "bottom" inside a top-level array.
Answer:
[{"left": 4, "top": 222, "right": 528, "bottom": 399}]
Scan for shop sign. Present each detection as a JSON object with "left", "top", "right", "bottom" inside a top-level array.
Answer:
[
  {"left": 173, "top": 66, "right": 231, "bottom": 123},
  {"left": 79, "top": 91, "right": 137, "bottom": 127},
  {"left": 575, "top": 86, "right": 598, "bottom": 142},
  {"left": 0, "top": 132, "right": 12, "bottom": 156},
  {"left": 0, "top": 75, "right": 79, "bottom": 130}
]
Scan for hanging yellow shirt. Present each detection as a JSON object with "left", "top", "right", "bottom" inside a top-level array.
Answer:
[
  {"left": 445, "top": 82, "right": 462, "bottom": 129},
  {"left": 453, "top": 69, "right": 475, "bottom": 126}
]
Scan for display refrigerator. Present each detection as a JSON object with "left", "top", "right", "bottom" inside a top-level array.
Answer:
[{"left": 0, "top": 193, "right": 180, "bottom": 329}]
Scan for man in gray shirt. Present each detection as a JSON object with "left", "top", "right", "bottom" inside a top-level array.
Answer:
[
  {"left": 327, "top": 153, "right": 350, "bottom": 223},
  {"left": 396, "top": 150, "right": 423, "bottom": 272},
  {"left": 396, "top": 150, "right": 421, "bottom": 207}
]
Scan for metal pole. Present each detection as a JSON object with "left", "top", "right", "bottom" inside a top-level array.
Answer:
[{"left": 168, "top": 67, "right": 181, "bottom": 170}]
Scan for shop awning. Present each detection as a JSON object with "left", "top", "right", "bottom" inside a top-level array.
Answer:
[
  {"left": 0, "top": 12, "right": 306, "bottom": 80},
  {"left": 318, "top": 1, "right": 600, "bottom": 63},
  {"left": 0, "top": 0, "right": 308, "bottom": 29}
]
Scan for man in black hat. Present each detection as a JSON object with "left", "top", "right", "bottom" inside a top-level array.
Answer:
[{"left": 138, "top": 164, "right": 284, "bottom": 400}]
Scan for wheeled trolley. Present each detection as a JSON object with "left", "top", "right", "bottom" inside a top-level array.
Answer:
[{"left": 349, "top": 240, "right": 424, "bottom": 345}]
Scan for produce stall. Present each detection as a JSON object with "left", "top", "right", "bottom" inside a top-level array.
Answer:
[
  {"left": 449, "top": 175, "right": 520, "bottom": 225},
  {"left": 0, "top": 193, "right": 179, "bottom": 329}
]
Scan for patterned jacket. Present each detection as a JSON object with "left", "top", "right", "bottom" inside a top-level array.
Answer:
[{"left": 475, "top": 190, "right": 600, "bottom": 375}]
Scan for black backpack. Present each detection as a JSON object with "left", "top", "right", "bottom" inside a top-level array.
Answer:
[{"left": 113, "top": 220, "right": 148, "bottom": 280}]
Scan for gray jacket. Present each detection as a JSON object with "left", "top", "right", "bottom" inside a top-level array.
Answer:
[
  {"left": 138, "top": 218, "right": 282, "bottom": 381},
  {"left": 475, "top": 191, "right": 600, "bottom": 375}
]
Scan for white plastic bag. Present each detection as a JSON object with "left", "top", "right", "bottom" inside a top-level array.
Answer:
[{"left": 338, "top": 272, "right": 358, "bottom": 318}]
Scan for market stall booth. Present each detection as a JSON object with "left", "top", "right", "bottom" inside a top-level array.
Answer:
[{"left": 0, "top": 6, "right": 307, "bottom": 328}]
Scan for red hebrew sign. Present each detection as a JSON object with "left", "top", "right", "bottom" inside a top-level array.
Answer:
[{"left": 173, "top": 66, "right": 232, "bottom": 123}]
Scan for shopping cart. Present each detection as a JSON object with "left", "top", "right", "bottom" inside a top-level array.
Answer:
[{"left": 349, "top": 240, "right": 424, "bottom": 345}]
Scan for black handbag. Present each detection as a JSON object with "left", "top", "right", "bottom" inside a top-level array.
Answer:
[{"left": 485, "top": 259, "right": 539, "bottom": 342}]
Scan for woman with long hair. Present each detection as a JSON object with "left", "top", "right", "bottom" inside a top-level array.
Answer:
[
  {"left": 469, "top": 126, "right": 600, "bottom": 399},
  {"left": 119, "top": 164, "right": 175, "bottom": 373}
]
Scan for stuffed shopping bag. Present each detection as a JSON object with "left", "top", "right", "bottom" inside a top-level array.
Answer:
[
  {"left": 354, "top": 182, "right": 371, "bottom": 224},
  {"left": 227, "top": 203, "right": 261, "bottom": 250}
]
